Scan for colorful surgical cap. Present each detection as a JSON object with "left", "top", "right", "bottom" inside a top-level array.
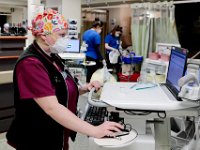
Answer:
[{"left": 30, "top": 9, "right": 68, "bottom": 36}]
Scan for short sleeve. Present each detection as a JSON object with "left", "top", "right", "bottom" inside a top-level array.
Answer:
[
  {"left": 16, "top": 57, "right": 55, "bottom": 99},
  {"left": 105, "top": 35, "right": 111, "bottom": 44},
  {"left": 94, "top": 33, "right": 101, "bottom": 45}
]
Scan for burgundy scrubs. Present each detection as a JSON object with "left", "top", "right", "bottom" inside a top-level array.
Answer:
[{"left": 16, "top": 56, "right": 78, "bottom": 150}]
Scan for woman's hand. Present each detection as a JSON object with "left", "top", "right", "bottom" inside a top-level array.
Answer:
[
  {"left": 87, "top": 80, "right": 101, "bottom": 92},
  {"left": 79, "top": 81, "right": 102, "bottom": 95},
  {"left": 92, "top": 121, "right": 124, "bottom": 138}
]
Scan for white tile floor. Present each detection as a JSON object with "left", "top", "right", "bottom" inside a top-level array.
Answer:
[
  {"left": 0, "top": 132, "right": 89, "bottom": 150},
  {"left": 0, "top": 133, "right": 15, "bottom": 150}
]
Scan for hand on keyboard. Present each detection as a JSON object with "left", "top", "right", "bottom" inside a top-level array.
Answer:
[{"left": 84, "top": 106, "right": 124, "bottom": 138}]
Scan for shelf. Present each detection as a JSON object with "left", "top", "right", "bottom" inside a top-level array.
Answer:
[
  {"left": 0, "top": 36, "right": 27, "bottom": 40},
  {"left": 0, "top": 56, "right": 19, "bottom": 59},
  {"left": 0, "top": 70, "right": 13, "bottom": 84}
]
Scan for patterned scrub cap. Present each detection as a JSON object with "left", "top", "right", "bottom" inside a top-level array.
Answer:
[{"left": 30, "top": 9, "right": 68, "bottom": 36}]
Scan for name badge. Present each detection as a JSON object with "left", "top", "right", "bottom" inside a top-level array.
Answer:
[{"left": 61, "top": 71, "right": 68, "bottom": 80}]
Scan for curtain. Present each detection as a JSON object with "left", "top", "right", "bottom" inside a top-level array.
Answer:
[{"left": 131, "top": 1, "right": 180, "bottom": 58}]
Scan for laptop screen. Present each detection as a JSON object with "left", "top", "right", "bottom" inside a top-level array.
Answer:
[
  {"left": 166, "top": 46, "right": 188, "bottom": 99},
  {"left": 65, "top": 39, "right": 80, "bottom": 53}
]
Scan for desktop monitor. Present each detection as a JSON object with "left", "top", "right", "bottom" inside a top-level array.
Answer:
[
  {"left": 166, "top": 46, "right": 188, "bottom": 98},
  {"left": 65, "top": 39, "right": 80, "bottom": 53}
]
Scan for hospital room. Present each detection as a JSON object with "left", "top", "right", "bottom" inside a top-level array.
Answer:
[{"left": 0, "top": 0, "right": 200, "bottom": 150}]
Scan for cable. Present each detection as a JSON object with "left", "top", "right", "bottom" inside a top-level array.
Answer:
[{"left": 191, "top": 50, "right": 200, "bottom": 59}]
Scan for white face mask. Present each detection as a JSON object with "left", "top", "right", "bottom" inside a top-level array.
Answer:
[
  {"left": 115, "top": 33, "right": 120, "bottom": 37},
  {"left": 96, "top": 29, "right": 102, "bottom": 34},
  {"left": 49, "top": 37, "right": 69, "bottom": 54}
]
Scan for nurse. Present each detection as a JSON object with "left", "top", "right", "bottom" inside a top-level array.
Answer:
[
  {"left": 6, "top": 9, "right": 123, "bottom": 150},
  {"left": 82, "top": 19, "right": 104, "bottom": 83},
  {"left": 105, "top": 25, "right": 122, "bottom": 76}
]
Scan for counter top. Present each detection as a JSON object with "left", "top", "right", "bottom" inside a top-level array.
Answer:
[
  {"left": 0, "top": 70, "right": 13, "bottom": 84},
  {"left": 0, "top": 36, "right": 27, "bottom": 40}
]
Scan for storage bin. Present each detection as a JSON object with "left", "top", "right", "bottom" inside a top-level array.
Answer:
[
  {"left": 122, "top": 56, "right": 143, "bottom": 64},
  {"left": 118, "top": 73, "right": 140, "bottom": 82}
]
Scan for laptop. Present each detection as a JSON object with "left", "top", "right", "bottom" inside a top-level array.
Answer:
[
  {"left": 99, "top": 46, "right": 199, "bottom": 111},
  {"left": 161, "top": 46, "right": 188, "bottom": 101}
]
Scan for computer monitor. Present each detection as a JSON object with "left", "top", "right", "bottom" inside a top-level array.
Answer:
[
  {"left": 166, "top": 46, "right": 188, "bottom": 98},
  {"left": 65, "top": 39, "right": 80, "bottom": 53}
]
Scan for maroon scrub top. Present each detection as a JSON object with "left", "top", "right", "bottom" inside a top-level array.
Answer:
[{"left": 16, "top": 56, "right": 79, "bottom": 150}]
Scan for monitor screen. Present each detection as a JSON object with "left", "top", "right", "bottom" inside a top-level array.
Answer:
[
  {"left": 65, "top": 39, "right": 80, "bottom": 53},
  {"left": 166, "top": 46, "right": 188, "bottom": 96}
]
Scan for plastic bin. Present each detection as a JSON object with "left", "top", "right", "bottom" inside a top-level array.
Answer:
[
  {"left": 122, "top": 56, "right": 143, "bottom": 64},
  {"left": 118, "top": 73, "right": 140, "bottom": 82}
]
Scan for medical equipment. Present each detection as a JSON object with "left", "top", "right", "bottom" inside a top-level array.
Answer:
[
  {"left": 81, "top": 47, "right": 199, "bottom": 150},
  {"left": 178, "top": 59, "right": 200, "bottom": 101},
  {"left": 84, "top": 87, "right": 155, "bottom": 150},
  {"left": 188, "top": 58, "right": 200, "bottom": 82}
]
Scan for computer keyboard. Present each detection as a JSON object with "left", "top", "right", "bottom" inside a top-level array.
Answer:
[{"left": 84, "top": 106, "right": 108, "bottom": 126}]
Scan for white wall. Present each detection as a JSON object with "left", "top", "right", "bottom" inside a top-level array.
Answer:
[
  {"left": 0, "top": 7, "right": 11, "bottom": 13},
  {"left": 0, "top": 7, "right": 24, "bottom": 25},
  {"left": 46, "top": 0, "right": 60, "bottom": 6},
  {"left": 62, "top": 0, "right": 81, "bottom": 33},
  {"left": 45, "top": 0, "right": 62, "bottom": 13},
  {"left": 23, "top": 7, "right": 27, "bottom": 22},
  {"left": 27, "top": 0, "right": 42, "bottom": 45},
  {"left": 11, "top": 8, "right": 23, "bottom": 25}
]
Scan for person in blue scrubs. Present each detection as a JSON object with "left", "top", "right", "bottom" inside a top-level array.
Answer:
[
  {"left": 82, "top": 20, "right": 104, "bottom": 82},
  {"left": 105, "top": 25, "right": 122, "bottom": 76}
]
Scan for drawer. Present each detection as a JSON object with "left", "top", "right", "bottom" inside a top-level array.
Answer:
[
  {"left": 0, "top": 118, "right": 13, "bottom": 133},
  {"left": 0, "top": 108, "right": 15, "bottom": 119},
  {"left": 0, "top": 83, "right": 14, "bottom": 109}
]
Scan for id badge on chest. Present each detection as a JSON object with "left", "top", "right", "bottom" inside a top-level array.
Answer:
[{"left": 61, "top": 71, "right": 68, "bottom": 80}]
